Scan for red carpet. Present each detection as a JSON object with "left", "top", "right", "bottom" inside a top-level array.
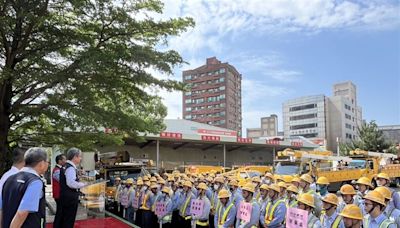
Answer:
[{"left": 46, "top": 217, "right": 131, "bottom": 228}]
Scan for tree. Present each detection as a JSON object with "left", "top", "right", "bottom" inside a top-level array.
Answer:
[
  {"left": 0, "top": 0, "right": 194, "bottom": 174},
  {"left": 339, "top": 120, "right": 396, "bottom": 155}
]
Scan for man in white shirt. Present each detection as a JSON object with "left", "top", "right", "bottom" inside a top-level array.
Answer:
[
  {"left": 0, "top": 148, "right": 25, "bottom": 226},
  {"left": 0, "top": 148, "right": 25, "bottom": 196}
]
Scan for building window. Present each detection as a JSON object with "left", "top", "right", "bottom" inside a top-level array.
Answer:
[
  {"left": 184, "top": 115, "right": 191, "bottom": 119},
  {"left": 290, "top": 113, "right": 317, "bottom": 121},
  {"left": 219, "top": 77, "right": 225, "bottom": 83},
  {"left": 289, "top": 103, "right": 317, "bottom": 112},
  {"left": 185, "top": 107, "right": 191, "bottom": 112},
  {"left": 345, "top": 123, "right": 352, "bottom": 129},
  {"left": 291, "top": 133, "right": 318, "bottom": 138},
  {"left": 219, "top": 86, "right": 225, "bottom": 91},
  {"left": 290, "top": 123, "right": 317, "bottom": 130},
  {"left": 184, "top": 75, "right": 192, "bottom": 80},
  {"left": 345, "top": 114, "right": 352, "bottom": 120},
  {"left": 185, "top": 99, "right": 191, "bottom": 104},
  {"left": 219, "top": 68, "right": 226, "bottom": 73},
  {"left": 184, "top": 91, "right": 191, "bottom": 96}
]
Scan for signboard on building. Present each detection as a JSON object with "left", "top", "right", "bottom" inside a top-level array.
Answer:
[
  {"left": 291, "top": 141, "right": 303, "bottom": 147},
  {"left": 160, "top": 132, "right": 183, "bottom": 139},
  {"left": 266, "top": 139, "right": 280, "bottom": 145},
  {"left": 201, "top": 135, "right": 221, "bottom": 141},
  {"left": 237, "top": 137, "right": 252, "bottom": 143}
]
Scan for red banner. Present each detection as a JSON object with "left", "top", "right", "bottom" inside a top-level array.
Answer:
[
  {"left": 237, "top": 137, "right": 252, "bottom": 143},
  {"left": 266, "top": 139, "right": 280, "bottom": 145},
  {"left": 160, "top": 132, "right": 183, "bottom": 139},
  {"left": 201, "top": 135, "right": 221, "bottom": 141},
  {"left": 291, "top": 141, "right": 303, "bottom": 147},
  {"left": 197, "top": 129, "right": 237, "bottom": 137}
]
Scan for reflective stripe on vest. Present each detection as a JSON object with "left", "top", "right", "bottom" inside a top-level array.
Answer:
[
  {"left": 218, "top": 203, "right": 234, "bottom": 225},
  {"left": 332, "top": 215, "right": 342, "bottom": 228},
  {"left": 152, "top": 194, "right": 160, "bottom": 211},
  {"left": 264, "top": 199, "right": 285, "bottom": 224},
  {"left": 180, "top": 194, "right": 191, "bottom": 216},
  {"left": 364, "top": 217, "right": 395, "bottom": 228},
  {"left": 140, "top": 192, "right": 150, "bottom": 210},
  {"left": 196, "top": 220, "right": 209, "bottom": 226}
]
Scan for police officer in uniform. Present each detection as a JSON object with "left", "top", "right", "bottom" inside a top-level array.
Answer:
[{"left": 1, "top": 147, "right": 48, "bottom": 228}]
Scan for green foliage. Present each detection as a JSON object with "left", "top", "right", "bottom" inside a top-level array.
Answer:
[
  {"left": 0, "top": 0, "right": 194, "bottom": 172},
  {"left": 339, "top": 120, "right": 396, "bottom": 155}
]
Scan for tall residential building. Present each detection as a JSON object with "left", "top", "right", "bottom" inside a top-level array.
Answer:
[
  {"left": 182, "top": 57, "right": 242, "bottom": 134},
  {"left": 283, "top": 81, "right": 363, "bottom": 152},
  {"left": 247, "top": 114, "right": 278, "bottom": 138}
]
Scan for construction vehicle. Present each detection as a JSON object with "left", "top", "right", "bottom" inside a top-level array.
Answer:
[
  {"left": 184, "top": 165, "right": 224, "bottom": 175},
  {"left": 274, "top": 148, "right": 400, "bottom": 190},
  {"left": 95, "top": 151, "right": 157, "bottom": 211}
]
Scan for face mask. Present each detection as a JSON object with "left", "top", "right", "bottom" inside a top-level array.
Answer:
[
  {"left": 318, "top": 186, "right": 328, "bottom": 195},
  {"left": 265, "top": 179, "right": 271, "bottom": 185},
  {"left": 214, "top": 184, "right": 219, "bottom": 190},
  {"left": 162, "top": 193, "right": 167, "bottom": 197},
  {"left": 142, "top": 186, "right": 148, "bottom": 191}
]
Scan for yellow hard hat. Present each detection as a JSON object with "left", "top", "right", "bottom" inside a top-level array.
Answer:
[
  {"left": 260, "top": 184, "right": 269, "bottom": 191},
  {"left": 214, "top": 176, "right": 224, "bottom": 184},
  {"left": 218, "top": 189, "right": 231, "bottom": 199},
  {"left": 278, "top": 182, "right": 287, "bottom": 189},
  {"left": 300, "top": 174, "right": 313, "bottom": 184},
  {"left": 283, "top": 176, "right": 293, "bottom": 183},
  {"left": 363, "top": 190, "right": 386, "bottom": 206},
  {"left": 167, "top": 176, "right": 174, "bottom": 182},
  {"left": 158, "top": 179, "right": 166, "bottom": 185},
  {"left": 144, "top": 181, "right": 150, "bottom": 187},
  {"left": 376, "top": 173, "right": 390, "bottom": 181},
  {"left": 229, "top": 180, "right": 239, "bottom": 187},
  {"left": 374, "top": 186, "right": 392, "bottom": 200},
  {"left": 286, "top": 185, "right": 299, "bottom": 194},
  {"left": 339, "top": 204, "right": 363, "bottom": 220},
  {"left": 137, "top": 179, "right": 144, "bottom": 185},
  {"left": 340, "top": 184, "right": 356, "bottom": 195},
  {"left": 321, "top": 193, "right": 339, "bottom": 206},
  {"left": 274, "top": 175, "right": 284, "bottom": 182},
  {"left": 115, "top": 177, "right": 121, "bottom": 181},
  {"left": 150, "top": 177, "right": 157, "bottom": 182},
  {"left": 252, "top": 176, "right": 261, "bottom": 183},
  {"left": 162, "top": 187, "right": 170, "bottom": 194},
  {"left": 137, "top": 177, "right": 143, "bottom": 181},
  {"left": 143, "top": 176, "right": 149, "bottom": 181},
  {"left": 206, "top": 177, "right": 213, "bottom": 183},
  {"left": 183, "top": 180, "right": 193, "bottom": 188},
  {"left": 291, "top": 177, "right": 301, "bottom": 183},
  {"left": 316, "top": 177, "right": 329, "bottom": 185},
  {"left": 356, "top": 177, "right": 372, "bottom": 187},
  {"left": 150, "top": 184, "right": 158, "bottom": 189},
  {"left": 297, "top": 193, "right": 315, "bottom": 208},
  {"left": 242, "top": 182, "right": 255, "bottom": 193},
  {"left": 265, "top": 173, "right": 274, "bottom": 179},
  {"left": 268, "top": 184, "right": 281, "bottom": 193},
  {"left": 126, "top": 178, "right": 134, "bottom": 184},
  {"left": 197, "top": 183, "right": 208, "bottom": 190}
]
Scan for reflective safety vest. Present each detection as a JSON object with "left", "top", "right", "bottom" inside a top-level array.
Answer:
[
  {"left": 320, "top": 214, "right": 342, "bottom": 228},
  {"left": 264, "top": 199, "right": 285, "bottom": 225},
  {"left": 151, "top": 194, "right": 160, "bottom": 212},
  {"left": 239, "top": 200, "right": 258, "bottom": 227},
  {"left": 217, "top": 203, "right": 234, "bottom": 226},
  {"left": 140, "top": 191, "right": 150, "bottom": 210},
  {"left": 286, "top": 200, "right": 297, "bottom": 208},
  {"left": 308, "top": 214, "right": 319, "bottom": 227},
  {"left": 364, "top": 216, "right": 395, "bottom": 228},
  {"left": 180, "top": 193, "right": 192, "bottom": 218}
]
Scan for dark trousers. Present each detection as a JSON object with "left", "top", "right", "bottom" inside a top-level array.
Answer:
[
  {"left": 209, "top": 214, "right": 214, "bottom": 228},
  {"left": 59, "top": 200, "right": 78, "bottom": 228},
  {"left": 171, "top": 210, "right": 179, "bottom": 227},
  {"left": 53, "top": 199, "right": 62, "bottom": 228},
  {"left": 158, "top": 222, "right": 171, "bottom": 228},
  {"left": 178, "top": 216, "right": 191, "bottom": 228},
  {"left": 142, "top": 210, "right": 153, "bottom": 228},
  {"left": 151, "top": 212, "right": 158, "bottom": 228},
  {"left": 135, "top": 209, "right": 143, "bottom": 227}
]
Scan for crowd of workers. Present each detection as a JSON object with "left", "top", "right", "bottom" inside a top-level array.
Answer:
[{"left": 112, "top": 170, "right": 400, "bottom": 228}]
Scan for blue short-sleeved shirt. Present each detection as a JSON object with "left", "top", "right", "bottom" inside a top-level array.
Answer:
[{"left": 0, "top": 168, "right": 43, "bottom": 212}]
